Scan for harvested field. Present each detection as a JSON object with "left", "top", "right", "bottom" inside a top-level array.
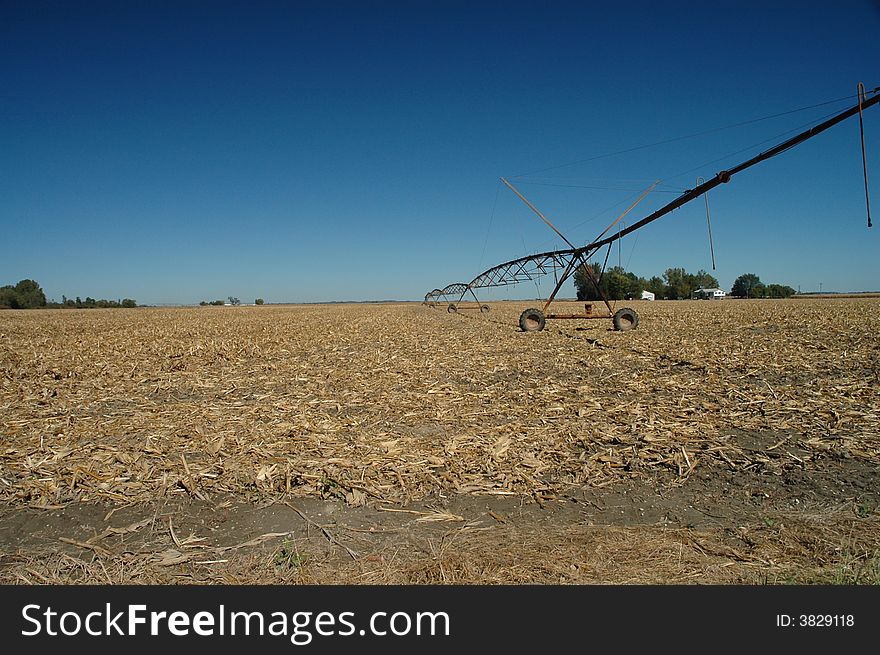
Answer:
[{"left": 1, "top": 298, "right": 879, "bottom": 584}]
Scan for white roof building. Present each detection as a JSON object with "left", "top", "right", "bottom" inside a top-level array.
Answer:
[{"left": 692, "top": 287, "right": 726, "bottom": 300}]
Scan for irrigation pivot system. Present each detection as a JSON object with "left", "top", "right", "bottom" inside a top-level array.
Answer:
[
  {"left": 424, "top": 283, "right": 489, "bottom": 313},
  {"left": 427, "top": 84, "right": 878, "bottom": 331}
]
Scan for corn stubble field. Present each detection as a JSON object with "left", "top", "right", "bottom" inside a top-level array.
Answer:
[{"left": 1, "top": 298, "right": 879, "bottom": 584}]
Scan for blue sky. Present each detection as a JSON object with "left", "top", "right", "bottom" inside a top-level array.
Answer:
[{"left": 2, "top": 0, "right": 879, "bottom": 304}]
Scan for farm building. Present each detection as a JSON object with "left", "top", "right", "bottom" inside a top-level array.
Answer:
[
  {"left": 640, "top": 290, "right": 655, "bottom": 301},
  {"left": 692, "top": 287, "right": 726, "bottom": 300}
]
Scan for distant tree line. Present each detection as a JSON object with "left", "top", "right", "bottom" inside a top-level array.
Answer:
[
  {"left": 0, "top": 279, "right": 137, "bottom": 309},
  {"left": 574, "top": 264, "right": 719, "bottom": 301},
  {"left": 198, "top": 297, "right": 266, "bottom": 306},
  {"left": 573, "top": 266, "right": 796, "bottom": 300},
  {"left": 730, "top": 273, "right": 795, "bottom": 298},
  {"left": 56, "top": 296, "right": 138, "bottom": 308}
]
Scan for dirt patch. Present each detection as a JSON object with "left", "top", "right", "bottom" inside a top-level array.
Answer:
[{"left": 2, "top": 455, "right": 878, "bottom": 584}]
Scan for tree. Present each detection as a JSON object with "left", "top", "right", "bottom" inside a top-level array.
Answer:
[
  {"left": 663, "top": 268, "right": 693, "bottom": 300},
  {"left": 0, "top": 279, "right": 47, "bottom": 309},
  {"left": 121, "top": 298, "right": 137, "bottom": 308},
  {"left": 731, "top": 273, "right": 763, "bottom": 298},
  {"left": 693, "top": 269, "right": 720, "bottom": 290},
  {"left": 644, "top": 276, "right": 666, "bottom": 299},
  {"left": 574, "top": 263, "right": 648, "bottom": 301},
  {"left": 766, "top": 284, "right": 796, "bottom": 299},
  {"left": 574, "top": 263, "right": 606, "bottom": 301},
  {"left": 15, "top": 279, "right": 47, "bottom": 308},
  {"left": 0, "top": 286, "right": 17, "bottom": 308},
  {"left": 604, "top": 266, "right": 639, "bottom": 300},
  {"left": 228, "top": 296, "right": 241, "bottom": 306},
  {"left": 255, "top": 298, "right": 265, "bottom": 305}
]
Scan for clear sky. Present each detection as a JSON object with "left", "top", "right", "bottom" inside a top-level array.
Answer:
[{"left": 2, "top": 0, "right": 879, "bottom": 304}]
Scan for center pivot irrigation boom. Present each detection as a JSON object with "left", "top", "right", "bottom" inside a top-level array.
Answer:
[
  {"left": 428, "top": 84, "right": 878, "bottom": 331},
  {"left": 424, "top": 283, "right": 489, "bottom": 313}
]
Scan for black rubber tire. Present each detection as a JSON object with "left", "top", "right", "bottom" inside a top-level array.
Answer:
[
  {"left": 447, "top": 304, "right": 457, "bottom": 313},
  {"left": 612, "top": 307, "right": 639, "bottom": 331},
  {"left": 480, "top": 304, "right": 490, "bottom": 313},
  {"left": 519, "top": 308, "right": 546, "bottom": 332}
]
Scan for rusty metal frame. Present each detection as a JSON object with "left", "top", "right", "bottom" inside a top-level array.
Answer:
[
  {"left": 424, "top": 283, "right": 488, "bottom": 313},
  {"left": 423, "top": 288, "right": 444, "bottom": 305},
  {"left": 426, "top": 85, "right": 879, "bottom": 330},
  {"left": 466, "top": 177, "right": 657, "bottom": 324}
]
